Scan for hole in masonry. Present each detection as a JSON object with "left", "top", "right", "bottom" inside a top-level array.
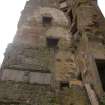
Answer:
[
  {"left": 60, "top": 81, "right": 69, "bottom": 90},
  {"left": 42, "top": 16, "right": 52, "bottom": 26},
  {"left": 46, "top": 37, "right": 59, "bottom": 48},
  {"left": 78, "top": 73, "right": 82, "bottom": 80},
  {"left": 68, "top": 10, "right": 73, "bottom": 24}
]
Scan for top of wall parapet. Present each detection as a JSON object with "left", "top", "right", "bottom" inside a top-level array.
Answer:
[{"left": 18, "top": 0, "right": 97, "bottom": 27}]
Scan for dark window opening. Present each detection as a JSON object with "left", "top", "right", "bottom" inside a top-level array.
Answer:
[
  {"left": 42, "top": 16, "right": 52, "bottom": 26},
  {"left": 60, "top": 81, "right": 69, "bottom": 90},
  {"left": 95, "top": 59, "right": 105, "bottom": 91},
  {"left": 78, "top": 73, "right": 82, "bottom": 80},
  {"left": 46, "top": 37, "right": 59, "bottom": 48},
  {"left": 68, "top": 10, "right": 73, "bottom": 24}
]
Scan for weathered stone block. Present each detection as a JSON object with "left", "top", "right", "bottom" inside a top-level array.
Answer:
[
  {"left": 1, "top": 69, "right": 24, "bottom": 82},
  {"left": 30, "top": 72, "right": 52, "bottom": 84}
]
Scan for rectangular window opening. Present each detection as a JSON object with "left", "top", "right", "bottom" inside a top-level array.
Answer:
[
  {"left": 46, "top": 37, "right": 59, "bottom": 48},
  {"left": 42, "top": 16, "right": 52, "bottom": 26},
  {"left": 60, "top": 81, "right": 69, "bottom": 90},
  {"left": 95, "top": 59, "right": 105, "bottom": 91}
]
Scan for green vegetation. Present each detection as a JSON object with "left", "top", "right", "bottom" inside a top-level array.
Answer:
[{"left": 100, "top": 95, "right": 105, "bottom": 105}]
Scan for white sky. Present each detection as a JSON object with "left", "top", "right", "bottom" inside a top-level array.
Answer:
[{"left": 0, "top": 0, "right": 105, "bottom": 65}]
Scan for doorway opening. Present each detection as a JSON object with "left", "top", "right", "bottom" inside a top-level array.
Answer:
[{"left": 95, "top": 59, "right": 105, "bottom": 91}]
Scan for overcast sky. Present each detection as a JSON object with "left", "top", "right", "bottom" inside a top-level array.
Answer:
[{"left": 0, "top": 0, "right": 105, "bottom": 65}]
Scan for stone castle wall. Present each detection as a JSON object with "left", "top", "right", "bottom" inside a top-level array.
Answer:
[{"left": 0, "top": 0, "right": 105, "bottom": 104}]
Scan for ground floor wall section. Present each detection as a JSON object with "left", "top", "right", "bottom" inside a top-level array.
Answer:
[{"left": 0, "top": 81, "right": 90, "bottom": 105}]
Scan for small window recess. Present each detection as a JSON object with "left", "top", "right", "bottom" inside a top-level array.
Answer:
[
  {"left": 78, "top": 73, "right": 82, "bottom": 81},
  {"left": 68, "top": 10, "right": 73, "bottom": 24},
  {"left": 42, "top": 16, "right": 52, "bottom": 26},
  {"left": 60, "top": 81, "right": 69, "bottom": 90},
  {"left": 46, "top": 37, "right": 59, "bottom": 48}
]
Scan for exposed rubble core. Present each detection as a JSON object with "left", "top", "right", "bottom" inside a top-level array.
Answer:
[{"left": 1, "top": 0, "right": 105, "bottom": 105}]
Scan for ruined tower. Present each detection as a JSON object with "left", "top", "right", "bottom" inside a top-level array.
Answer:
[{"left": 1, "top": 0, "right": 105, "bottom": 105}]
